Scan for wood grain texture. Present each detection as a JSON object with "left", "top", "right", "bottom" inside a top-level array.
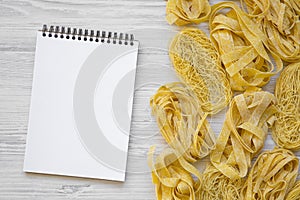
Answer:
[{"left": 0, "top": 0, "right": 299, "bottom": 199}]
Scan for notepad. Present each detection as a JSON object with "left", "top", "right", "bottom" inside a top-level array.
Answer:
[{"left": 23, "top": 25, "right": 139, "bottom": 181}]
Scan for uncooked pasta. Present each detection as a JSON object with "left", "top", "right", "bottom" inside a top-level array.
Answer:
[
  {"left": 148, "top": 146, "right": 202, "bottom": 200},
  {"left": 209, "top": 2, "right": 283, "bottom": 91},
  {"left": 210, "top": 90, "right": 277, "bottom": 180},
  {"left": 166, "top": 0, "right": 211, "bottom": 25},
  {"left": 285, "top": 0, "right": 300, "bottom": 15},
  {"left": 200, "top": 165, "right": 244, "bottom": 200},
  {"left": 147, "top": 1, "right": 300, "bottom": 200},
  {"left": 150, "top": 82, "right": 215, "bottom": 163},
  {"left": 272, "top": 62, "right": 300, "bottom": 150},
  {"left": 286, "top": 181, "right": 300, "bottom": 200},
  {"left": 241, "top": 148, "right": 299, "bottom": 200},
  {"left": 241, "top": 0, "right": 300, "bottom": 62},
  {"left": 169, "top": 28, "right": 232, "bottom": 114}
]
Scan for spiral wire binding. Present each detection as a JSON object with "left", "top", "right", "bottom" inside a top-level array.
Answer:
[{"left": 41, "top": 24, "right": 135, "bottom": 46}]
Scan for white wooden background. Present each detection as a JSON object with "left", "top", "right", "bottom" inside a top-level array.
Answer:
[{"left": 0, "top": 0, "right": 299, "bottom": 199}]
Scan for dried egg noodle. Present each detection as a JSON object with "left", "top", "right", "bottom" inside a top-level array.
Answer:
[
  {"left": 241, "top": 148, "right": 299, "bottom": 200},
  {"left": 150, "top": 82, "right": 216, "bottom": 163},
  {"left": 200, "top": 165, "right": 244, "bottom": 200},
  {"left": 166, "top": 0, "right": 211, "bottom": 25},
  {"left": 209, "top": 2, "right": 283, "bottom": 91},
  {"left": 169, "top": 28, "right": 232, "bottom": 114},
  {"left": 210, "top": 90, "right": 277, "bottom": 180},
  {"left": 285, "top": 0, "right": 300, "bottom": 15},
  {"left": 242, "top": 0, "right": 300, "bottom": 62},
  {"left": 148, "top": 147, "right": 202, "bottom": 200},
  {"left": 272, "top": 62, "right": 300, "bottom": 150},
  {"left": 286, "top": 181, "right": 300, "bottom": 200}
]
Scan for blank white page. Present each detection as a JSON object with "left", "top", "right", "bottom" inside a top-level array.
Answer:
[{"left": 24, "top": 29, "right": 139, "bottom": 182}]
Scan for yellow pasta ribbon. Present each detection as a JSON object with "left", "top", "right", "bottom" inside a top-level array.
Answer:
[
  {"left": 166, "top": 0, "right": 211, "bottom": 26},
  {"left": 148, "top": 146, "right": 202, "bottom": 200},
  {"left": 210, "top": 90, "right": 277, "bottom": 180},
  {"left": 285, "top": 0, "right": 300, "bottom": 15},
  {"left": 150, "top": 82, "right": 216, "bottom": 163},
  {"left": 209, "top": 2, "right": 283, "bottom": 91},
  {"left": 241, "top": 0, "right": 300, "bottom": 62},
  {"left": 272, "top": 62, "right": 300, "bottom": 150},
  {"left": 241, "top": 148, "right": 299, "bottom": 200},
  {"left": 286, "top": 180, "right": 300, "bottom": 200},
  {"left": 169, "top": 28, "right": 232, "bottom": 114},
  {"left": 200, "top": 165, "right": 244, "bottom": 200}
]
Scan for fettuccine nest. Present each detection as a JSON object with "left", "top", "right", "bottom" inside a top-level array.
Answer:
[
  {"left": 148, "top": 147, "right": 202, "bottom": 200},
  {"left": 150, "top": 82, "right": 216, "bottom": 163},
  {"left": 272, "top": 62, "right": 300, "bottom": 150},
  {"left": 169, "top": 28, "right": 232, "bottom": 114},
  {"left": 209, "top": 2, "right": 283, "bottom": 91},
  {"left": 242, "top": 0, "right": 300, "bottom": 62},
  {"left": 166, "top": 0, "right": 211, "bottom": 25},
  {"left": 210, "top": 90, "right": 277, "bottom": 180},
  {"left": 241, "top": 148, "right": 299, "bottom": 200}
]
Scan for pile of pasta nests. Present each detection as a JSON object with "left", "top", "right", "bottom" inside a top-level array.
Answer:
[{"left": 148, "top": 0, "right": 300, "bottom": 200}]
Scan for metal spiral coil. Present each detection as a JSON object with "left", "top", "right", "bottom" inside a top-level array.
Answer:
[{"left": 41, "top": 24, "right": 135, "bottom": 45}]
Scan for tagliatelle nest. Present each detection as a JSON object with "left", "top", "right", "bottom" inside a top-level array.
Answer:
[
  {"left": 169, "top": 28, "right": 232, "bottom": 114},
  {"left": 166, "top": 0, "right": 211, "bottom": 25},
  {"left": 272, "top": 62, "right": 300, "bottom": 150},
  {"left": 200, "top": 165, "right": 244, "bottom": 200},
  {"left": 150, "top": 82, "right": 216, "bottom": 163},
  {"left": 148, "top": 147, "right": 202, "bottom": 200},
  {"left": 286, "top": 181, "right": 300, "bottom": 200},
  {"left": 209, "top": 2, "right": 283, "bottom": 91},
  {"left": 242, "top": 0, "right": 300, "bottom": 62},
  {"left": 210, "top": 90, "right": 277, "bottom": 180},
  {"left": 241, "top": 148, "right": 299, "bottom": 200}
]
